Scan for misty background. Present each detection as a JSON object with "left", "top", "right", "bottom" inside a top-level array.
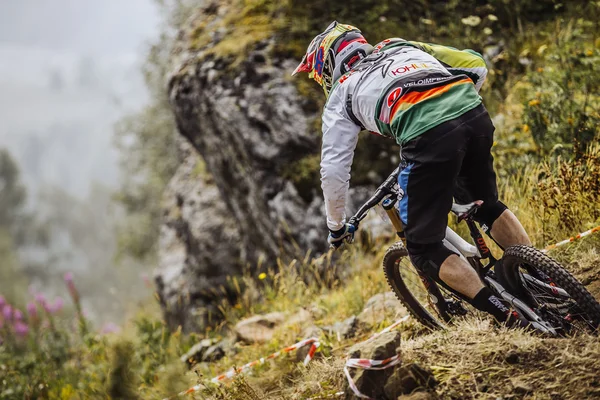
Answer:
[{"left": 0, "top": 0, "right": 164, "bottom": 326}]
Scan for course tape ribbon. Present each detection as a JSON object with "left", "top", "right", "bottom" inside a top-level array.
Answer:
[
  {"left": 211, "top": 337, "right": 320, "bottom": 383},
  {"left": 165, "top": 337, "right": 320, "bottom": 398},
  {"left": 542, "top": 225, "right": 600, "bottom": 253}
]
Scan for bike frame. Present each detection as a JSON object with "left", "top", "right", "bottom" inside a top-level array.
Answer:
[
  {"left": 348, "top": 167, "right": 559, "bottom": 334},
  {"left": 436, "top": 217, "right": 557, "bottom": 334}
]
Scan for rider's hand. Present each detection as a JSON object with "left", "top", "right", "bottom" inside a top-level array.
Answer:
[{"left": 328, "top": 224, "right": 356, "bottom": 249}]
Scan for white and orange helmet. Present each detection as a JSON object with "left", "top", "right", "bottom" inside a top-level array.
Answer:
[{"left": 292, "top": 21, "right": 373, "bottom": 97}]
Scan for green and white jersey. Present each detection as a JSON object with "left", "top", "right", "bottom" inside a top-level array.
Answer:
[{"left": 320, "top": 38, "right": 488, "bottom": 231}]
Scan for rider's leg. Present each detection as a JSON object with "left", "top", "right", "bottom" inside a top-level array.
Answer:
[
  {"left": 439, "top": 254, "right": 523, "bottom": 325},
  {"left": 438, "top": 254, "right": 484, "bottom": 299},
  {"left": 408, "top": 241, "right": 524, "bottom": 325},
  {"left": 400, "top": 105, "right": 527, "bottom": 326},
  {"left": 489, "top": 209, "right": 532, "bottom": 247}
]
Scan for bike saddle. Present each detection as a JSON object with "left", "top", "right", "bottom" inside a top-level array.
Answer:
[{"left": 451, "top": 200, "right": 483, "bottom": 221}]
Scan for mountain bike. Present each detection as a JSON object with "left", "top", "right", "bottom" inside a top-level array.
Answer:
[{"left": 347, "top": 166, "right": 600, "bottom": 335}]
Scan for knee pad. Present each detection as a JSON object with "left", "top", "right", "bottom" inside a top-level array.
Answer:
[
  {"left": 474, "top": 200, "right": 507, "bottom": 234},
  {"left": 406, "top": 241, "right": 457, "bottom": 280}
]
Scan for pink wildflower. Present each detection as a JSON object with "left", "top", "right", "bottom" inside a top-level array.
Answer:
[
  {"left": 101, "top": 322, "right": 121, "bottom": 334},
  {"left": 140, "top": 273, "right": 152, "bottom": 288},
  {"left": 49, "top": 297, "right": 64, "bottom": 313},
  {"left": 14, "top": 321, "right": 29, "bottom": 337},
  {"left": 64, "top": 272, "right": 80, "bottom": 303},
  {"left": 2, "top": 305, "right": 12, "bottom": 320},
  {"left": 13, "top": 309, "right": 23, "bottom": 321},
  {"left": 27, "top": 302, "right": 37, "bottom": 318}
]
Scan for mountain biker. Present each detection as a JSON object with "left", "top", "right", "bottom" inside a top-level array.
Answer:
[{"left": 292, "top": 21, "right": 532, "bottom": 326}]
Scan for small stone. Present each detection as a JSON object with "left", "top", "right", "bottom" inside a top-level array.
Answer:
[
  {"left": 207, "top": 69, "right": 218, "bottom": 82},
  {"left": 180, "top": 338, "right": 216, "bottom": 366},
  {"left": 202, "top": 344, "right": 225, "bottom": 362},
  {"left": 357, "top": 292, "right": 407, "bottom": 327},
  {"left": 504, "top": 350, "right": 520, "bottom": 364},
  {"left": 234, "top": 312, "right": 287, "bottom": 344},
  {"left": 322, "top": 316, "right": 358, "bottom": 339},
  {"left": 285, "top": 308, "right": 312, "bottom": 327},
  {"left": 302, "top": 325, "right": 323, "bottom": 340},
  {"left": 511, "top": 379, "right": 533, "bottom": 394},
  {"left": 345, "top": 331, "right": 401, "bottom": 399}
]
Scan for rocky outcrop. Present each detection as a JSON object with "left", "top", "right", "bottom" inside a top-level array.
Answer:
[
  {"left": 155, "top": 140, "right": 242, "bottom": 332},
  {"left": 157, "top": 2, "right": 388, "bottom": 332},
  {"left": 156, "top": 2, "right": 329, "bottom": 332}
]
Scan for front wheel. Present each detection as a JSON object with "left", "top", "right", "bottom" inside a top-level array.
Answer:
[
  {"left": 383, "top": 242, "right": 473, "bottom": 330},
  {"left": 501, "top": 245, "right": 600, "bottom": 334}
]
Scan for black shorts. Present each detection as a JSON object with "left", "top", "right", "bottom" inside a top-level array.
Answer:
[{"left": 398, "top": 104, "right": 498, "bottom": 244}]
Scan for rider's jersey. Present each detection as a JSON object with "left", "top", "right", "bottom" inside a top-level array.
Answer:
[{"left": 321, "top": 38, "right": 488, "bottom": 231}]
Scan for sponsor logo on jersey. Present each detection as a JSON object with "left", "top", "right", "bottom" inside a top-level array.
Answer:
[
  {"left": 389, "top": 63, "right": 430, "bottom": 77},
  {"left": 378, "top": 84, "right": 404, "bottom": 124},
  {"left": 387, "top": 87, "right": 403, "bottom": 107}
]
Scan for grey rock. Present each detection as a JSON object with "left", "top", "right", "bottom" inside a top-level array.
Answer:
[
  {"left": 180, "top": 338, "right": 217, "bottom": 366},
  {"left": 301, "top": 325, "right": 323, "bottom": 340},
  {"left": 511, "top": 379, "right": 533, "bottom": 394},
  {"left": 159, "top": 2, "right": 389, "bottom": 332},
  {"left": 357, "top": 292, "right": 408, "bottom": 327},
  {"left": 323, "top": 315, "right": 358, "bottom": 340},
  {"left": 202, "top": 344, "right": 225, "bottom": 362},
  {"left": 234, "top": 312, "right": 287, "bottom": 344},
  {"left": 285, "top": 308, "right": 313, "bottom": 328},
  {"left": 345, "top": 331, "right": 401, "bottom": 400},
  {"left": 154, "top": 140, "right": 242, "bottom": 333},
  {"left": 384, "top": 364, "right": 437, "bottom": 399}
]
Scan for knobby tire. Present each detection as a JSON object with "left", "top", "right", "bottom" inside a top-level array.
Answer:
[
  {"left": 383, "top": 241, "right": 445, "bottom": 330},
  {"left": 502, "top": 245, "right": 600, "bottom": 330}
]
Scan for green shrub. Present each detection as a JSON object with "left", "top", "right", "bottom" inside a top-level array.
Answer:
[{"left": 522, "top": 19, "right": 600, "bottom": 156}]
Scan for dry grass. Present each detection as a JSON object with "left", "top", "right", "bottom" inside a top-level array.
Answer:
[
  {"left": 169, "top": 230, "right": 600, "bottom": 400},
  {"left": 403, "top": 318, "right": 600, "bottom": 399}
]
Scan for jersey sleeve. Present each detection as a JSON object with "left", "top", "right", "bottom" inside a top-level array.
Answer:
[
  {"left": 409, "top": 41, "right": 488, "bottom": 91},
  {"left": 320, "top": 88, "right": 362, "bottom": 231}
]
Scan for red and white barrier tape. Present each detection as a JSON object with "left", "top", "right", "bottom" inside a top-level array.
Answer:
[
  {"left": 168, "top": 314, "right": 411, "bottom": 398},
  {"left": 210, "top": 337, "right": 320, "bottom": 384},
  {"left": 365, "top": 315, "right": 410, "bottom": 342},
  {"left": 542, "top": 225, "right": 600, "bottom": 253},
  {"left": 166, "top": 337, "right": 320, "bottom": 398}
]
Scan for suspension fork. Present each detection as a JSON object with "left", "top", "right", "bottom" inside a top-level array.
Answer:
[{"left": 382, "top": 197, "right": 406, "bottom": 244}]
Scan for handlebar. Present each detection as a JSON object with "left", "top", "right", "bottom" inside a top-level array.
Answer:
[{"left": 347, "top": 166, "right": 401, "bottom": 228}]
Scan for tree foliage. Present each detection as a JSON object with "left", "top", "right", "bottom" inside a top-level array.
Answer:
[{"left": 113, "top": 0, "right": 197, "bottom": 262}]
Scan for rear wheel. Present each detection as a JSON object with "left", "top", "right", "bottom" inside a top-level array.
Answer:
[
  {"left": 383, "top": 242, "right": 474, "bottom": 329},
  {"left": 501, "top": 245, "right": 600, "bottom": 334}
]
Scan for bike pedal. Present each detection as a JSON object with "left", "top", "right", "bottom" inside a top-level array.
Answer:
[{"left": 445, "top": 298, "right": 469, "bottom": 316}]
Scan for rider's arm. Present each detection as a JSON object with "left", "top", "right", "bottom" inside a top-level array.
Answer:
[
  {"left": 409, "top": 41, "right": 488, "bottom": 91},
  {"left": 320, "top": 88, "right": 361, "bottom": 232}
]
